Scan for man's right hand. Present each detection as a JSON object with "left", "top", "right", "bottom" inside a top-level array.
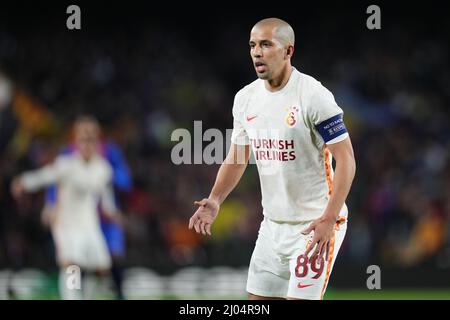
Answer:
[
  {"left": 10, "top": 177, "right": 24, "bottom": 200},
  {"left": 189, "top": 198, "right": 220, "bottom": 236}
]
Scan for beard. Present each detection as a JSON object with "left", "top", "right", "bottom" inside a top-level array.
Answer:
[
  {"left": 257, "top": 73, "right": 269, "bottom": 80},
  {"left": 256, "top": 69, "right": 271, "bottom": 80}
]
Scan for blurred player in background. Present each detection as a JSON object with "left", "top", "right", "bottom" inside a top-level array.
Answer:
[
  {"left": 11, "top": 115, "right": 121, "bottom": 300},
  {"left": 189, "top": 18, "right": 356, "bottom": 300},
  {"left": 43, "top": 121, "right": 132, "bottom": 300}
]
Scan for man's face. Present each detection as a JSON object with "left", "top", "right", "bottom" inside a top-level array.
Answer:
[
  {"left": 249, "top": 26, "right": 287, "bottom": 80},
  {"left": 74, "top": 122, "right": 99, "bottom": 160}
]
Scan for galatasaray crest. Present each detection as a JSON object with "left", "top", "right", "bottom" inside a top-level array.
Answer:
[{"left": 285, "top": 106, "right": 299, "bottom": 128}]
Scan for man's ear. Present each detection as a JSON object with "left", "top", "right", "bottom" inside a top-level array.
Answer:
[
  {"left": 285, "top": 45, "right": 294, "bottom": 59},
  {"left": 287, "top": 46, "right": 294, "bottom": 58}
]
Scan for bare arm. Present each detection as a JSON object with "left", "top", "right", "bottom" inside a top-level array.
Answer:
[
  {"left": 21, "top": 164, "right": 61, "bottom": 191},
  {"left": 189, "top": 143, "right": 251, "bottom": 235},
  {"left": 322, "top": 136, "right": 356, "bottom": 222},
  {"left": 209, "top": 143, "right": 251, "bottom": 204},
  {"left": 303, "top": 137, "right": 356, "bottom": 257}
]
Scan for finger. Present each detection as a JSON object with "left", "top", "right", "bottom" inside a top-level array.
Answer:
[
  {"left": 317, "top": 240, "right": 324, "bottom": 256},
  {"left": 205, "top": 224, "right": 212, "bottom": 236},
  {"left": 305, "top": 239, "right": 317, "bottom": 256},
  {"left": 312, "top": 240, "right": 322, "bottom": 257},
  {"left": 325, "top": 243, "right": 330, "bottom": 260},
  {"left": 194, "top": 219, "right": 201, "bottom": 233},
  {"left": 200, "top": 222, "right": 206, "bottom": 235},
  {"left": 188, "top": 216, "right": 196, "bottom": 229},
  {"left": 194, "top": 198, "right": 208, "bottom": 207},
  {"left": 318, "top": 241, "right": 327, "bottom": 257},
  {"left": 301, "top": 224, "right": 314, "bottom": 235}
]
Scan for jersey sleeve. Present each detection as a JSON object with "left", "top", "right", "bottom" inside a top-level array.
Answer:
[
  {"left": 308, "top": 84, "right": 349, "bottom": 144},
  {"left": 44, "top": 145, "right": 74, "bottom": 205},
  {"left": 230, "top": 92, "right": 250, "bottom": 145},
  {"left": 20, "top": 156, "right": 68, "bottom": 192}
]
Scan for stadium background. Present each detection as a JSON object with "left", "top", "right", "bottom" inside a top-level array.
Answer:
[{"left": 0, "top": 1, "right": 449, "bottom": 299}]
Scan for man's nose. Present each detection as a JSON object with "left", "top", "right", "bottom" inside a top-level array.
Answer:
[{"left": 252, "top": 46, "right": 262, "bottom": 58}]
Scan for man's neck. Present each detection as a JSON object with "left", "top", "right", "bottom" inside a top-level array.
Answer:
[
  {"left": 80, "top": 154, "right": 93, "bottom": 163},
  {"left": 265, "top": 65, "right": 293, "bottom": 92}
]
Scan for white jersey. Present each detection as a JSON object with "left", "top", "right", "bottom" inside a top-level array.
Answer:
[
  {"left": 231, "top": 68, "right": 349, "bottom": 222},
  {"left": 20, "top": 153, "right": 116, "bottom": 234}
]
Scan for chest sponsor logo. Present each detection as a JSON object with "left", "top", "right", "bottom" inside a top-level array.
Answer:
[{"left": 250, "top": 138, "right": 296, "bottom": 162}]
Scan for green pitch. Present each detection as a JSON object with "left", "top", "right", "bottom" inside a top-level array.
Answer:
[
  {"left": 17, "top": 289, "right": 450, "bottom": 300},
  {"left": 158, "top": 289, "right": 450, "bottom": 300},
  {"left": 323, "top": 288, "right": 450, "bottom": 300}
]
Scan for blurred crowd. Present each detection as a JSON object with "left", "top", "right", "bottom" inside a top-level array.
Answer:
[{"left": 0, "top": 9, "right": 449, "bottom": 278}]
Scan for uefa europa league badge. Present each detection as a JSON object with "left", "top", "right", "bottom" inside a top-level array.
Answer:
[{"left": 285, "top": 106, "right": 300, "bottom": 128}]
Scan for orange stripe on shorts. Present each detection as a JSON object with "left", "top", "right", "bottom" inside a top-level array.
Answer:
[{"left": 320, "top": 231, "right": 336, "bottom": 300}]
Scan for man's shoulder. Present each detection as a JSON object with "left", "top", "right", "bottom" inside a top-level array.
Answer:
[
  {"left": 93, "top": 154, "right": 112, "bottom": 169},
  {"left": 296, "top": 70, "right": 336, "bottom": 107},
  {"left": 50, "top": 153, "right": 78, "bottom": 173},
  {"left": 296, "top": 69, "right": 323, "bottom": 92},
  {"left": 235, "top": 78, "right": 261, "bottom": 99},
  {"left": 55, "top": 153, "right": 74, "bottom": 164}
]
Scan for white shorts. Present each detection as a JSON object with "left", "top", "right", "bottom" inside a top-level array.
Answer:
[
  {"left": 52, "top": 226, "right": 112, "bottom": 271},
  {"left": 247, "top": 216, "right": 347, "bottom": 300}
]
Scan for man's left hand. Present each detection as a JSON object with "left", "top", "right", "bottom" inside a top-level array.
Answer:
[{"left": 302, "top": 216, "right": 336, "bottom": 259}]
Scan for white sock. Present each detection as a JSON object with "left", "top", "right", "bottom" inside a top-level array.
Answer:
[{"left": 83, "top": 272, "right": 98, "bottom": 300}]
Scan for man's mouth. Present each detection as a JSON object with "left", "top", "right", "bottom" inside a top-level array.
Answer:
[{"left": 255, "top": 62, "right": 267, "bottom": 73}]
